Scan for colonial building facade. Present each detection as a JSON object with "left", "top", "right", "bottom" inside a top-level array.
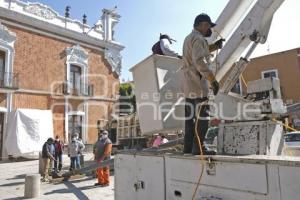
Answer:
[{"left": 0, "top": 0, "right": 124, "bottom": 158}]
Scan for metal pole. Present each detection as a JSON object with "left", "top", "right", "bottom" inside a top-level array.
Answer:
[
  {"left": 244, "top": 42, "right": 258, "bottom": 60},
  {"left": 63, "top": 137, "right": 184, "bottom": 177}
]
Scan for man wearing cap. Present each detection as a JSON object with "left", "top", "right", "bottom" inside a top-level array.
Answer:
[
  {"left": 93, "top": 130, "right": 112, "bottom": 187},
  {"left": 182, "top": 13, "right": 224, "bottom": 155},
  {"left": 152, "top": 34, "right": 182, "bottom": 58},
  {"left": 41, "top": 138, "right": 56, "bottom": 182}
]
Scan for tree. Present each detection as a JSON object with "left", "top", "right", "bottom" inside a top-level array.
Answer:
[{"left": 119, "top": 83, "right": 136, "bottom": 114}]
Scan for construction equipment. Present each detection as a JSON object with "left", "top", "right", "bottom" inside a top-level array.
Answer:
[
  {"left": 114, "top": 0, "right": 300, "bottom": 199},
  {"left": 63, "top": 0, "right": 300, "bottom": 199}
]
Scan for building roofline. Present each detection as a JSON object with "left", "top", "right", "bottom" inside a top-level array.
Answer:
[
  {"left": 0, "top": 0, "right": 124, "bottom": 51},
  {"left": 252, "top": 47, "right": 300, "bottom": 60}
]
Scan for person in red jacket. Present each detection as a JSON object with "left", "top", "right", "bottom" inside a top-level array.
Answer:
[
  {"left": 54, "top": 135, "right": 64, "bottom": 172},
  {"left": 152, "top": 34, "right": 182, "bottom": 59}
]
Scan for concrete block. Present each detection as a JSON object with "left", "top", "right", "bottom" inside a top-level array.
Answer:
[{"left": 24, "top": 174, "right": 40, "bottom": 198}]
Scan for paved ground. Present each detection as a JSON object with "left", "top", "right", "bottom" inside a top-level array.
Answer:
[{"left": 0, "top": 154, "right": 114, "bottom": 200}]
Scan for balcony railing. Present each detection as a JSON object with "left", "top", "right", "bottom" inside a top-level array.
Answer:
[
  {"left": 0, "top": 72, "right": 19, "bottom": 89},
  {"left": 62, "top": 82, "right": 94, "bottom": 96}
]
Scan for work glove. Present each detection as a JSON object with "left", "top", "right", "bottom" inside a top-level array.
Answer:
[
  {"left": 214, "top": 38, "right": 225, "bottom": 49},
  {"left": 211, "top": 80, "right": 220, "bottom": 95}
]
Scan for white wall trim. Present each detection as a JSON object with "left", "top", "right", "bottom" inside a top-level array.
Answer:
[
  {"left": 66, "top": 44, "right": 89, "bottom": 94},
  {"left": 0, "top": 1, "right": 124, "bottom": 75},
  {"left": 0, "top": 0, "right": 124, "bottom": 51},
  {"left": 261, "top": 69, "right": 279, "bottom": 79},
  {"left": 1, "top": 0, "right": 104, "bottom": 40},
  {"left": 83, "top": 101, "right": 88, "bottom": 143},
  {"left": 1, "top": 18, "right": 107, "bottom": 52},
  {"left": 0, "top": 22, "right": 14, "bottom": 159},
  {"left": 68, "top": 111, "right": 85, "bottom": 116},
  {"left": 64, "top": 98, "right": 69, "bottom": 143},
  {"left": 0, "top": 23, "right": 15, "bottom": 122},
  {"left": 105, "top": 48, "right": 122, "bottom": 75},
  {"left": 65, "top": 45, "right": 89, "bottom": 143},
  {"left": 0, "top": 22, "right": 16, "bottom": 84},
  {"left": 0, "top": 107, "right": 7, "bottom": 113}
]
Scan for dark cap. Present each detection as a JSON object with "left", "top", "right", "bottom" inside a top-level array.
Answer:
[
  {"left": 47, "top": 138, "right": 54, "bottom": 143},
  {"left": 194, "top": 13, "right": 216, "bottom": 28}
]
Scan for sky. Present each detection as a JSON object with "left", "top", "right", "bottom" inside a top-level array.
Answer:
[
  {"left": 25, "top": 0, "right": 300, "bottom": 82},
  {"left": 26, "top": 0, "right": 228, "bottom": 81},
  {"left": 251, "top": 0, "right": 300, "bottom": 58}
]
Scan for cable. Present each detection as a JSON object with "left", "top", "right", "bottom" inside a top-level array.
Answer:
[
  {"left": 191, "top": 102, "right": 207, "bottom": 200},
  {"left": 272, "top": 119, "right": 299, "bottom": 132},
  {"left": 192, "top": 29, "right": 223, "bottom": 196},
  {"left": 192, "top": 31, "right": 223, "bottom": 198},
  {"left": 241, "top": 74, "right": 248, "bottom": 88},
  {"left": 242, "top": 76, "right": 297, "bottom": 132}
]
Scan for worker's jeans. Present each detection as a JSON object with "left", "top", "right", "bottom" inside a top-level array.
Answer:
[
  {"left": 184, "top": 97, "right": 209, "bottom": 154},
  {"left": 70, "top": 155, "right": 81, "bottom": 170},
  {"left": 54, "top": 152, "right": 63, "bottom": 171}
]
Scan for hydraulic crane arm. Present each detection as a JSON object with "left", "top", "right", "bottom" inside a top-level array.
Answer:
[{"left": 210, "top": 0, "right": 284, "bottom": 93}]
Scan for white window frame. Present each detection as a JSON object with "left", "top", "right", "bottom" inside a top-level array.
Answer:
[
  {"left": 67, "top": 112, "right": 85, "bottom": 142},
  {"left": 261, "top": 69, "right": 279, "bottom": 79},
  {"left": 65, "top": 45, "right": 89, "bottom": 143},
  {"left": 0, "top": 23, "right": 16, "bottom": 160},
  {"left": 69, "top": 64, "right": 83, "bottom": 94}
]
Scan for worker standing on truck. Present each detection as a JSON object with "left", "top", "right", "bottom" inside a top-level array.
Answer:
[
  {"left": 152, "top": 34, "right": 182, "bottom": 58},
  {"left": 182, "top": 13, "right": 224, "bottom": 155},
  {"left": 93, "top": 130, "right": 112, "bottom": 187}
]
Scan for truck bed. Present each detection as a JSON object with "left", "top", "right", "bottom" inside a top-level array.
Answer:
[{"left": 115, "top": 152, "right": 300, "bottom": 200}]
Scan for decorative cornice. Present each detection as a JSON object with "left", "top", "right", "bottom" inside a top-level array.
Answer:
[
  {"left": 0, "top": 0, "right": 124, "bottom": 75},
  {"left": 2, "top": 0, "right": 104, "bottom": 39},
  {"left": 102, "top": 8, "right": 121, "bottom": 19},
  {"left": 66, "top": 44, "right": 89, "bottom": 66},
  {"left": 0, "top": 22, "right": 16, "bottom": 45},
  {"left": 24, "top": 3, "right": 57, "bottom": 20},
  {"left": 105, "top": 48, "right": 122, "bottom": 75}
]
